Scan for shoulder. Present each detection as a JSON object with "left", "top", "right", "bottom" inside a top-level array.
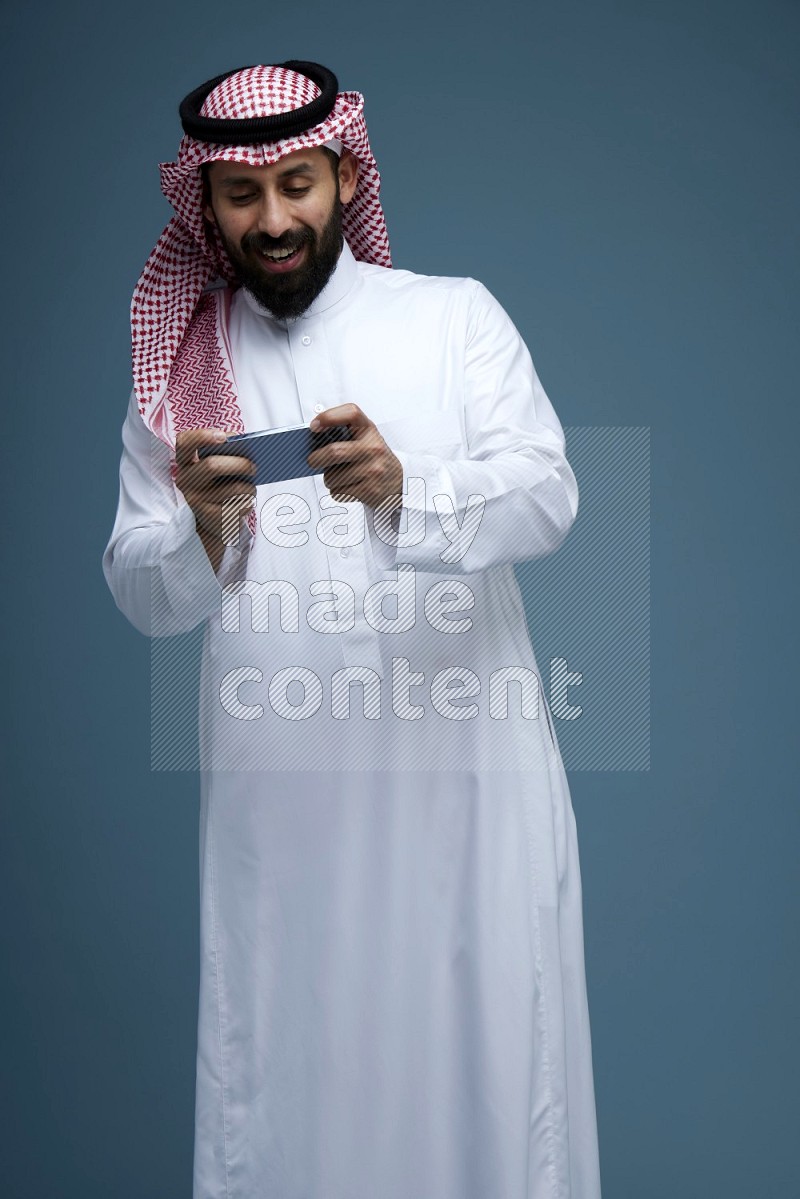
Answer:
[
  {"left": 355, "top": 263, "right": 506, "bottom": 328},
  {"left": 357, "top": 260, "right": 481, "bottom": 298},
  {"left": 351, "top": 265, "right": 524, "bottom": 362}
]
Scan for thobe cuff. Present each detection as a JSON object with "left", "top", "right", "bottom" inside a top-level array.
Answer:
[{"left": 159, "top": 504, "right": 244, "bottom": 628}]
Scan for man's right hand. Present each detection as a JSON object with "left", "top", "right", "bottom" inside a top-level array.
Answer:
[{"left": 175, "top": 429, "right": 257, "bottom": 572}]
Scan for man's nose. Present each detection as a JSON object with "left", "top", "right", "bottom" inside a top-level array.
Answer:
[{"left": 256, "top": 192, "right": 293, "bottom": 239}]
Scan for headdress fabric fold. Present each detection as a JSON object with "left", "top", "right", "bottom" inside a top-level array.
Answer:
[{"left": 131, "top": 63, "right": 392, "bottom": 444}]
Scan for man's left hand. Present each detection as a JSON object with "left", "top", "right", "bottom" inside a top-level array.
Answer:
[{"left": 308, "top": 404, "right": 403, "bottom": 510}]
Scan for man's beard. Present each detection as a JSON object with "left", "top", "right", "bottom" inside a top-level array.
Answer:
[{"left": 219, "top": 194, "right": 344, "bottom": 321}]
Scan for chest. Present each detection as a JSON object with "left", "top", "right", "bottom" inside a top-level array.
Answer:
[{"left": 228, "top": 287, "right": 468, "bottom": 456}]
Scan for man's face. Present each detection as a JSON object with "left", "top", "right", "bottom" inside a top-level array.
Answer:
[{"left": 203, "top": 148, "right": 358, "bottom": 320}]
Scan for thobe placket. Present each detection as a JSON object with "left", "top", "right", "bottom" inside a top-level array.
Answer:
[
  {"left": 291, "top": 313, "right": 383, "bottom": 678},
  {"left": 234, "top": 268, "right": 385, "bottom": 681}
]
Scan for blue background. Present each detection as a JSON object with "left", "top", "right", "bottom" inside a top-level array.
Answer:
[{"left": 2, "top": 0, "right": 797, "bottom": 1194}]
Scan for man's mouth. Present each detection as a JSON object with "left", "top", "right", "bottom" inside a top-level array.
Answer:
[{"left": 255, "top": 244, "right": 307, "bottom": 274}]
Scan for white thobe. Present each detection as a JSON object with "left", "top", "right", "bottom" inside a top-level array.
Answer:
[{"left": 104, "top": 242, "right": 601, "bottom": 1198}]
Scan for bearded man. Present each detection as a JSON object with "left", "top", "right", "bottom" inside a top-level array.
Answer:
[{"left": 104, "top": 61, "right": 602, "bottom": 1199}]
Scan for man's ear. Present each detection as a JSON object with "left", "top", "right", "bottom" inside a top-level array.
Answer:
[
  {"left": 338, "top": 150, "right": 359, "bottom": 204},
  {"left": 201, "top": 164, "right": 216, "bottom": 225}
]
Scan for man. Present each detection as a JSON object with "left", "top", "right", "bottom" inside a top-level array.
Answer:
[{"left": 104, "top": 61, "right": 601, "bottom": 1198}]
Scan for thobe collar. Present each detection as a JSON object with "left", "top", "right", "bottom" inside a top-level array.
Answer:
[{"left": 239, "top": 237, "right": 359, "bottom": 325}]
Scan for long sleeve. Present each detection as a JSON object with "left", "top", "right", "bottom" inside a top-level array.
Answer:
[
  {"left": 369, "top": 281, "right": 578, "bottom": 574},
  {"left": 103, "top": 390, "right": 251, "bottom": 636}
]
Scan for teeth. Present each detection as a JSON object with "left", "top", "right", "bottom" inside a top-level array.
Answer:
[{"left": 263, "top": 247, "right": 295, "bottom": 261}]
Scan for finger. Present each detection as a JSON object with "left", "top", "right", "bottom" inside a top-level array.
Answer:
[
  {"left": 323, "top": 466, "right": 364, "bottom": 495},
  {"left": 329, "top": 486, "right": 362, "bottom": 504},
  {"left": 199, "top": 455, "right": 258, "bottom": 482},
  {"left": 175, "top": 428, "right": 229, "bottom": 467},
  {"left": 309, "top": 403, "right": 371, "bottom": 434},
  {"left": 307, "top": 439, "right": 373, "bottom": 471},
  {"left": 206, "top": 479, "right": 258, "bottom": 500},
  {"left": 200, "top": 479, "right": 257, "bottom": 503},
  {"left": 178, "top": 477, "right": 257, "bottom": 511},
  {"left": 178, "top": 454, "right": 257, "bottom": 489}
]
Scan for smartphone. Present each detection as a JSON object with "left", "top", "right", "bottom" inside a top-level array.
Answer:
[{"left": 197, "top": 423, "right": 352, "bottom": 485}]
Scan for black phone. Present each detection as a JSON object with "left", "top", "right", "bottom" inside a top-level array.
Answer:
[{"left": 197, "top": 423, "right": 352, "bottom": 485}]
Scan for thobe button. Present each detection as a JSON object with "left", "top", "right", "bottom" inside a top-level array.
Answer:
[
  {"left": 301, "top": 335, "right": 312, "bottom": 346},
  {"left": 313, "top": 404, "right": 324, "bottom": 414},
  {"left": 340, "top": 548, "right": 350, "bottom": 558}
]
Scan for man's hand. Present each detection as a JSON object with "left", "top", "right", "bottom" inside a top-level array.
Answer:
[
  {"left": 175, "top": 429, "right": 257, "bottom": 572},
  {"left": 308, "top": 404, "right": 403, "bottom": 510}
]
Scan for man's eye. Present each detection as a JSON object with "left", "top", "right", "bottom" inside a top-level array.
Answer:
[
  {"left": 285, "top": 186, "right": 311, "bottom": 197},
  {"left": 230, "top": 194, "right": 257, "bottom": 205}
]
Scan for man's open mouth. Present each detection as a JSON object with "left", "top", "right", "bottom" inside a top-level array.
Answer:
[{"left": 256, "top": 245, "right": 306, "bottom": 273}]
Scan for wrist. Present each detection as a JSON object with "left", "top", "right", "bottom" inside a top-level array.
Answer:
[{"left": 196, "top": 521, "right": 226, "bottom": 573}]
